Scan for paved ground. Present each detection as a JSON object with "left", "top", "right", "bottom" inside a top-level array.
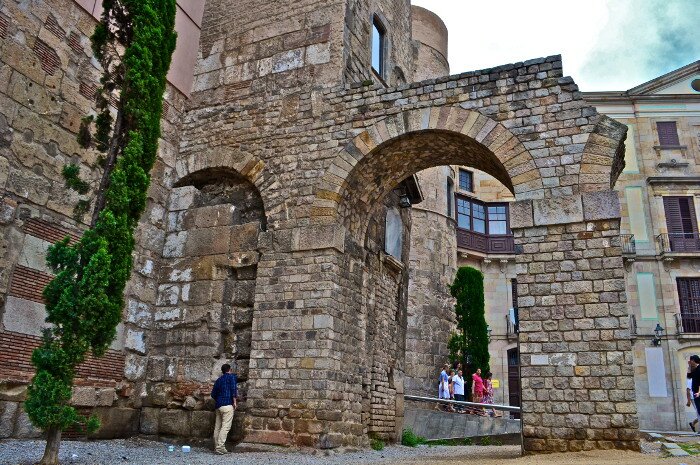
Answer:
[{"left": 0, "top": 438, "right": 691, "bottom": 465}]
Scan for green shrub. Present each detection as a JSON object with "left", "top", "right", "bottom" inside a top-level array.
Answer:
[
  {"left": 370, "top": 437, "right": 385, "bottom": 451},
  {"left": 401, "top": 428, "right": 426, "bottom": 447}
]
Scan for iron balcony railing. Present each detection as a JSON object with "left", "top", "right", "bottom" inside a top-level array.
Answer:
[
  {"left": 620, "top": 234, "right": 636, "bottom": 255},
  {"left": 676, "top": 313, "right": 700, "bottom": 334},
  {"left": 657, "top": 233, "right": 700, "bottom": 254}
]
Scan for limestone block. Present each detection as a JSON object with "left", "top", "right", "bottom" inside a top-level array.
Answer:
[
  {"left": 169, "top": 186, "right": 199, "bottom": 211},
  {"left": 17, "top": 235, "right": 52, "bottom": 274},
  {"left": 510, "top": 200, "right": 534, "bottom": 228},
  {"left": 229, "top": 222, "right": 260, "bottom": 252},
  {"left": 272, "top": 48, "right": 304, "bottom": 73},
  {"left": 190, "top": 410, "right": 215, "bottom": 438},
  {"left": 163, "top": 232, "right": 188, "bottom": 258},
  {"left": 71, "top": 386, "right": 97, "bottom": 407},
  {"left": 159, "top": 409, "right": 191, "bottom": 436},
  {"left": 292, "top": 224, "right": 345, "bottom": 253},
  {"left": 96, "top": 388, "right": 116, "bottom": 407},
  {"left": 0, "top": 198, "right": 17, "bottom": 224},
  {"left": 124, "top": 353, "right": 147, "bottom": 381},
  {"left": 306, "top": 42, "right": 330, "bottom": 65},
  {"left": 0, "top": 156, "right": 8, "bottom": 190},
  {"left": 582, "top": 191, "right": 620, "bottom": 221},
  {"left": 13, "top": 409, "right": 42, "bottom": 438},
  {"left": 89, "top": 407, "right": 140, "bottom": 439},
  {"left": 0, "top": 401, "right": 18, "bottom": 438},
  {"left": 185, "top": 226, "right": 231, "bottom": 256},
  {"left": 139, "top": 407, "right": 160, "bottom": 434},
  {"left": 125, "top": 329, "right": 146, "bottom": 355},
  {"left": 533, "top": 195, "right": 583, "bottom": 226},
  {"left": 6, "top": 167, "right": 50, "bottom": 205},
  {"left": 2, "top": 296, "right": 49, "bottom": 337}
]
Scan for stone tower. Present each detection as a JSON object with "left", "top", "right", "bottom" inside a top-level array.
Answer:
[{"left": 404, "top": 6, "right": 458, "bottom": 396}]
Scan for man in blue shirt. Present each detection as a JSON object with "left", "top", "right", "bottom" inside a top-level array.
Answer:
[{"left": 211, "top": 363, "right": 238, "bottom": 454}]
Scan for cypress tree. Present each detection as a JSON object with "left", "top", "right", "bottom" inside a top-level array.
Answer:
[
  {"left": 449, "top": 266, "right": 490, "bottom": 390},
  {"left": 24, "top": 2, "right": 177, "bottom": 464}
]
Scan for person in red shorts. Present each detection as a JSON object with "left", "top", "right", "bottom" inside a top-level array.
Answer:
[{"left": 471, "top": 368, "right": 486, "bottom": 415}]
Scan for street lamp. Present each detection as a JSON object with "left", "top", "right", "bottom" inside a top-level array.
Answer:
[{"left": 652, "top": 323, "right": 664, "bottom": 346}]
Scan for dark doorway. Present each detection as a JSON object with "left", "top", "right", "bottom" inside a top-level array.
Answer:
[{"left": 507, "top": 347, "right": 521, "bottom": 419}]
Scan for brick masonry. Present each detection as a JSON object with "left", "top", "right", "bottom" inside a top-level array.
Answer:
[{"left": 0, "top": 0, "right": 640, "bottom": 453}]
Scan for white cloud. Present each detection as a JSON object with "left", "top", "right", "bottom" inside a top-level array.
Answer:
[{"left": 411, "top": 0, "right": 699, "bottom": 91}]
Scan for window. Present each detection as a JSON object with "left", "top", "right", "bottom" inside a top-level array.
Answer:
[
  {"left": 663, "top": 196, "right": 698, "bottom": 238},
  {"left": 456, "top": 197, "right": 470, "bottom": 229},
  {"left": 446, "top": 178, "right": 454, "bottom": 217},
  {"left": 371, "top": 16, "right": 385, "bottom": 78},
  {"left": 455, "top": 197, "right": 508, "bottom": 235},
  {"left": 458, "top": 169, "right": 473, "bottom": 192},
  {"left": 385, "top": 207, "right": 402, "bottom": 259},
  {"left": 488, "top": 205, "right": 508, "bottom": 235},
  {"left": 678, "top": 278, "right": 700, "bottom": 333},
  {"left": 657, "top": 121, "right": 680, "bottom": 146}
]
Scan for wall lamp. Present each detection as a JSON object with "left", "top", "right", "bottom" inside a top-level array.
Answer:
[
  {"left": 652, "top": 323, "right": 664, "bottom": 346},
  {"left": 487, "top": 325, "right": 492, "bottom": 343},
  {"left": 398, "top": 194, "right": 412, "bottom": 208}
]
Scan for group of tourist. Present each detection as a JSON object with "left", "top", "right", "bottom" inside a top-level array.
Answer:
[{"left": 438, "top": 363, "right": 499, "bottom": 416}]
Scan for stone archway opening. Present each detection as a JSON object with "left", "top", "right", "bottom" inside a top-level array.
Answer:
[
  {"left": 146, "top": 166, "right": 266, "bottom": 443},
  {"left": 333, "top": 125, "right": 526, "bottom": 442},
  {"left": 314, "top": 105, "right": 637, "bottom": 451}
]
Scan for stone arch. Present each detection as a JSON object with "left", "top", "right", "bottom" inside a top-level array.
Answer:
[
  {"left": 313, "top": 106, "right": 543, "bottom": 242},
  {"left": 146, "top": 162, "right": 268, "bottom": 444},
  {"left": 579, "top": 115, "right": 628, "bottom": 192},
  {"left": 175, "top": 147, "right": 266, "bottom": 191}
]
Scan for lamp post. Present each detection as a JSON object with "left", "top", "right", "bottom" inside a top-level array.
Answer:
[{"left": 652, "top": 323, "right": 664, "bottom": 347}]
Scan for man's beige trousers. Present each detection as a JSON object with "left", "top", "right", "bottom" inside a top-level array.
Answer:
[{"left": 213, "top": 405, "right": 234, "bottom": 452}]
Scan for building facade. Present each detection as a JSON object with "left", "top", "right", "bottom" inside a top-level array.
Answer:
[
  {"left": 0, "top": 0, "right": 639, "bottom": 452},
  {"left": 584, "top": 62, "right": 700, "bottom": 431}
]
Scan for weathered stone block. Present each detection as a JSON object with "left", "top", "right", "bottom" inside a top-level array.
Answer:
[
  {"left": 582, "top": 190, "right": 620, "bottom": 221},
  {"left": 533, "top": 195, "right": 584, "bottom": 226}
]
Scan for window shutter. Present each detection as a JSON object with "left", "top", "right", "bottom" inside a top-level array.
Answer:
[
  {"left": 657, "top": 121, "right": 680, "bottom": 146},
  {"left": 664, "top": 196, "right": 698, "bottom": 235}
]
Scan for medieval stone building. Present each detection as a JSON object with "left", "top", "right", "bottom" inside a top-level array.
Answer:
[{"left": 0, "top": 0, "right": 639, "bottom": 453}]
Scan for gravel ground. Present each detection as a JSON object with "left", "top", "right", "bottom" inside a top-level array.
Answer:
[{"left": 0, "top": 438, "right": 683, "bottom": 465}]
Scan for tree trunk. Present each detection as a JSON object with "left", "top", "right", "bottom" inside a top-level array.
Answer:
[
  {"left": 39, "top": 427, "right": 61, "bottom": 465},
  {"left": 91, "top": 107, "right": 124, "bottom": 227}
]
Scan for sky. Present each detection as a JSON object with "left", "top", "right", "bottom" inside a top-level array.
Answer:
[{"left": 410, "top": 0, "right": 700, "bottom": 91}]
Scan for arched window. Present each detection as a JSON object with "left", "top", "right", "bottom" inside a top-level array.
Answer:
[{"left": 385, "top": 207, "right": 402, "bottom": 259}]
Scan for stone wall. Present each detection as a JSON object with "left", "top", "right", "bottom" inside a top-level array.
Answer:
[{"left": 0, "top": 0, "right": 186, "bottom": 439}]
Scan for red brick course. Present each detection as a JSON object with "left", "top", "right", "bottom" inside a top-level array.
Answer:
[
  {"left": 8, "top": 265, "right": 53, "bottom": 304},
  {"left": 33, "top": 38, "right": 61, "bottom": 75},
  {"left": 0, "top": 331, "right": 125, "bottom": 386},
  {"left": 23, "top": 218, "right": 81, "bottom": 244},
  {"left": 44, "top": 14, "right": 64, "bottom": 39},
  {"left": 0, "top": 15, "right": 8, "bottom": 39}
]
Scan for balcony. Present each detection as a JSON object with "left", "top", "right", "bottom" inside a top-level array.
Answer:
[
  {"left": 657, "top": 233, "right": 700, "bottom": 254},
  {"left": 456, "top": 229, "right": 515, "bottom": 255},
  {"left": 675, "top": 313, "right": 700, "bottom": 335},
  {"left": 620, "top": 234, "right": 636, "bottom": 255}
]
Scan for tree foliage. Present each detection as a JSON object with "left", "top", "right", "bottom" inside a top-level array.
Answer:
[
  {"left": 448, "top": 266, "right": 490, "bottom": 374},
  {"left": 25, "top": 1, "right": 176, "bottom": 463}
]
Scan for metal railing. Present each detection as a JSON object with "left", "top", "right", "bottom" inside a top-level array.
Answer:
[
  {"left": 404, "top": 394, "right": 521, "bottom": 413},
  {"left": 657, "top": 233, "right": 700, "bottom": 254},
  {"left": 620, "top": 234, "right": 636, "bottom": 255},
  {"left": 676, "top": 313, "right": 700, "bottom": 334}
]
